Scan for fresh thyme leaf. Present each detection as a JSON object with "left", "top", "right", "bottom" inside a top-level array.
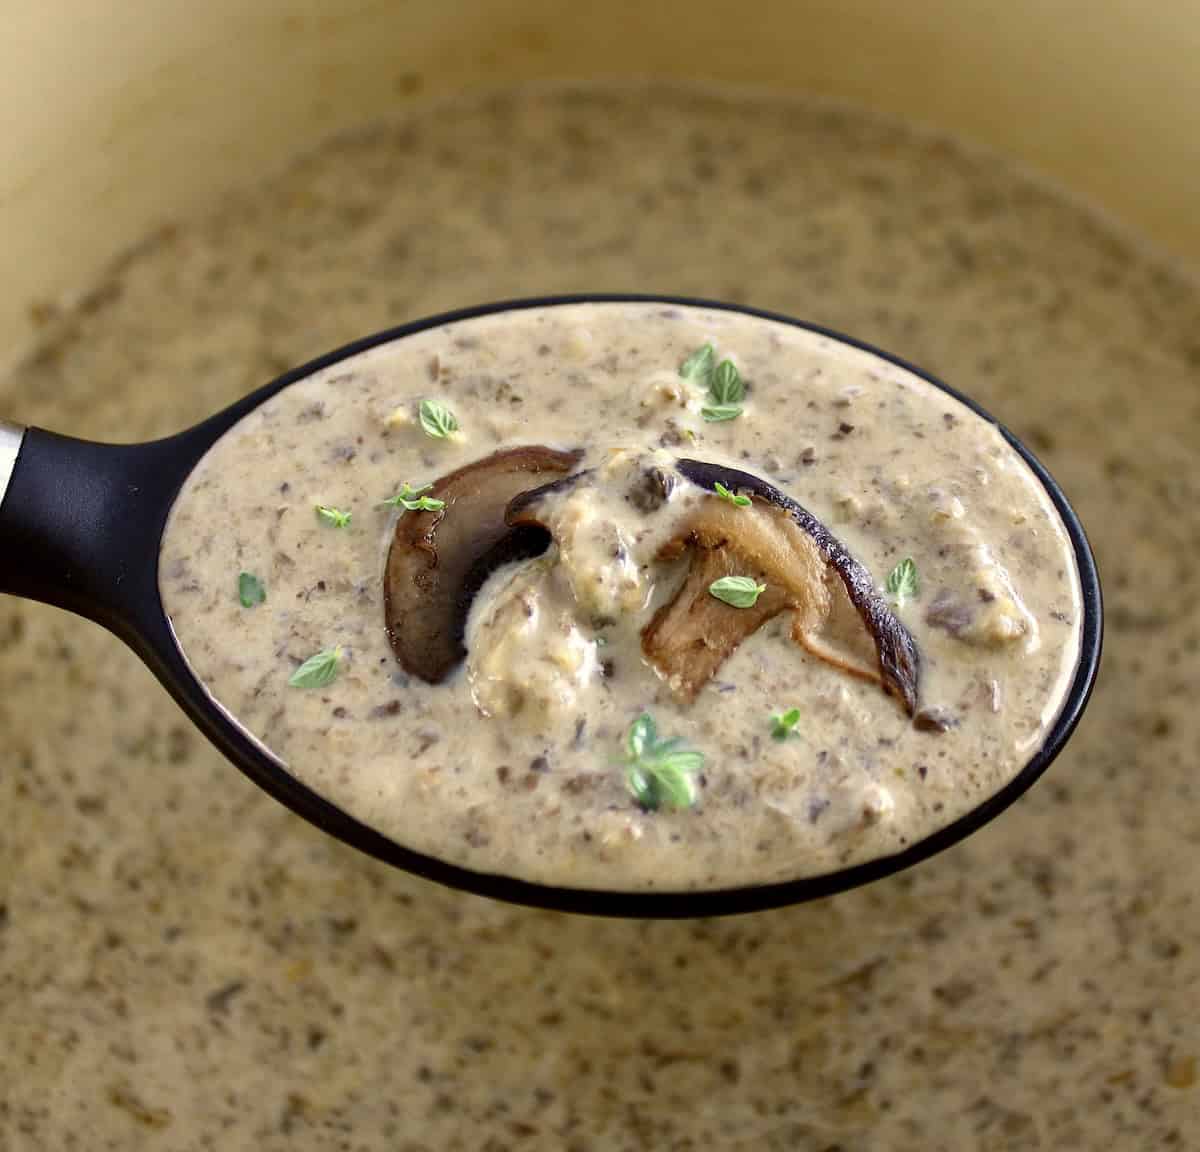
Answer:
[
  {"left": 621, "top": 712, "right": 704, "bottom": 812},
  {"left": 383, "top": 482, "right": 446, "bottom": 512},
  {"left": 628, "top": 756, "right": 701, "bottom": 811},
  {"left": 885, "top": 557, "right": 920, "bottom": 605},
  {"left": 627, "top": 764, "right": 655, "bottom": 809},
  {"left": 288, "top": 646, "right": 342, "bottom": 689},
  {"left": 626, "top": 712, "right": 657, "bottom": 760},
  {"left": 770, "top": 707, "right": 801, "bottom": 741},
  {"left": 708, "top": 575, "right": 767, "bottom": 608},
  {"left": 679, "top": 343, "right": 715, "bottom": 385},
  {"left": 680, "top": 345, "right": 745, "bottom": 421},
  {"left": 315, "top": 505, "right": 352, "bottom": 528},
  {"left": 701, "top": 402, "right": 743, "bottom": 423},
  {"left": 714, "top": 481, "right": 751, "bottom": 507},
  {"left": 419, "top": 398, "right": 459, "bottom": 439},
  {"left": 237, "top": 572, "right": 266, "bottom": 608},
  {"left": 710, "top": 359, "right": 745, "bottom": 405}
]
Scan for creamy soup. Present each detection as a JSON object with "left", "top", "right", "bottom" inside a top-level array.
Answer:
[
  {"left": 10, "top": 82, "right": 1200, "bottom": 1150},
  {"left": 159, "top": 301, "right": 1081, "bottom": 891}
]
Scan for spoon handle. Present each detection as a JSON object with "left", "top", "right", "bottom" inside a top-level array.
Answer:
[{"left": 0, "top": 423, "right": 189, "bottom": 643}]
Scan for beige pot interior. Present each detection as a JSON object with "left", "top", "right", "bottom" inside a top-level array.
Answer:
[{"left": 3, "top": 0, "right": 1197, "bottom": 362}]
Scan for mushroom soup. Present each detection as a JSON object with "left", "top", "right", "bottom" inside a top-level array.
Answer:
[{"left": 159, "top": 302, "right": 1082, "bottom": 892}]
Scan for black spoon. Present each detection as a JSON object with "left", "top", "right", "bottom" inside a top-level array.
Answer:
[{"left": 0, "top": 295, "right": 1102, "bottom": 918}]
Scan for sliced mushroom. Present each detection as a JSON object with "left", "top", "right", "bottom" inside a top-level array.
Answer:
[
  {"left": 660, "top": 460, "right": 921, "bottom": 713},
  {"left": 507, "top": 456, "right": 921, "bottom": 714},
  {"left": 641, "top": 540, "right": 795, "bottom": 699},
  {"left": 384, "top": 446, "right": 582, "bottom": 682}
]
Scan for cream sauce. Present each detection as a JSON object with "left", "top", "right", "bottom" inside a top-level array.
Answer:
[{"left": 159, "top": 301, "right": 1082, "bottom": 891}]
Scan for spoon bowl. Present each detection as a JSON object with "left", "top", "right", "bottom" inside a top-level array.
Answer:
[{"left": 0, "top": 295, "right": 1103, "bottom": 917}]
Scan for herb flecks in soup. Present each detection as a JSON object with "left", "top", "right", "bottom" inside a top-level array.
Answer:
[{"left": 159, "top": 302, "right": 1082, "bottom": 891}]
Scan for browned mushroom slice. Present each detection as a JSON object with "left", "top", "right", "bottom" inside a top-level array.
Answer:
[
  {"left": 642, "top": 497, "right": 839, "bottom": 701},
  {"left": 645, "top": 498, "right": 886, "bottom": 700},
  {"left": 384, "top": 446, "right": 582, "bottom": 682},
  {"left": 641, "top": 538, "right": 795, "bottom": 700},
  {"left": 671, "top": 459, "right": 920, "bottom": 714}
]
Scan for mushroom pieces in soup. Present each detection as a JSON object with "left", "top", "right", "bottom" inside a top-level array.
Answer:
[
  {"left": 506, "top": 458, "right": 920, "bottom": 713},
  {"left": 159, "top": 302, "right": 1083, "bottom": 892},
  {"left": 384, "top": 446, "right": 582, "bottom": 683},
  {"left": 672, "top": 460, "right": 921, "bottom": 713}
]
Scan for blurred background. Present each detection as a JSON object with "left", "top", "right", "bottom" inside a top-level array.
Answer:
[{"left": 1, "top": 2, "right": 1197, "bottom": 1148}]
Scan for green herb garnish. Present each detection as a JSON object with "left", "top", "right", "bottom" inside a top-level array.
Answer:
[
  {"left": 701, "top": 403, "right": 743, "bottom": 423},
  {"left": 679, "top": 343, "right": 715, "bottom": 385},
  {"left": 885, "top": 557, "right": 920, "bottom": 605},
  {"left": 770, "top": 708, "right": 801, "bottom": 741},
  {"left": 709, "top": 360, "right": 745, "bottom": 405},
  {"left": 288, "top": 646, "right": 342, "bottom": 689},
  {"left": 315, "top": 505, "right": 352, "bottom": 528},
  {"left": 418, "top": 398, "right": 459, "bottom": 439},
  {"left": 708, "top": 575, "right": 767, "bottom": 608},
  {"left": 384, "top": 482, "right": 446, "bottom": 513},
  {"left": 622, "top": 713, "right": 704, "bottom": 812},
  {"left": 713, "top": 481, "right": 751, "bottom": 507},
  {"left": 237, "top": 572, "right": 266, "bottom": 608},
  {"left": 681, "top": 344, "right": 746, "bottom": 422}
]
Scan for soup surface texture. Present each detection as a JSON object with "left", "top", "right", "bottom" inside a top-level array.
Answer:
[
  {"left": 159, "top": 301, "right": 1081, "bottom": 891},
  {"left": 5, "top": 84, "right": 1195, "bottom": 1151}
]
